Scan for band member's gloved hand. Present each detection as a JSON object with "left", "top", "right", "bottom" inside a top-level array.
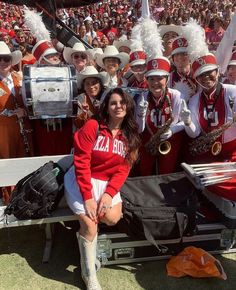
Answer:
[
  {"left": 160, "top": 129, "right": 173, "bottom": 140},
  {"left": 180, "top": 99, "right": 191, "bottom": 126},
  {"left": 137, "top": 99, "right": 148, "bottom": 118}
]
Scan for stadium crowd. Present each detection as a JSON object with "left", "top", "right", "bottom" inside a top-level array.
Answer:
[{"left": 0, "top": 0, "right": 235, "bottom": 55}]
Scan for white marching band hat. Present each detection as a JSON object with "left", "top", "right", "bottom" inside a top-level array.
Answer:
[
  {"left": 171, "top": 37, "right": 188, "bottom": 56},
  {"left": 32, "top": 40, "right": 58, "bottom": 62}
]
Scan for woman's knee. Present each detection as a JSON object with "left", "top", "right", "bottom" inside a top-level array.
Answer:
[
  {"left": 102, "top": 211, "right": 122, "bottom": 226},
  {"left": 78, "top": 214, "right": 98, "bottom": 237}
]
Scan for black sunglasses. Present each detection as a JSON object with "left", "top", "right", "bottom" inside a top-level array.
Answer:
[
  {"left": 73, "top": 53, "right": 87, "bottom": 60},
  {"left": 0, "top": 56, "right": 12, "bottom": 62}
]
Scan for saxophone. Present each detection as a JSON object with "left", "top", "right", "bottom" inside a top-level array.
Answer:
[
  {"left": 189, "top": 120, "right": 234, "bottom": 156},
  {"left": 145, "top": 117, "right": 173, "bottom": 156}
]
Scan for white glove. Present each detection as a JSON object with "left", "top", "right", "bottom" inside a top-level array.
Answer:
[
  {"left": 137, "top": 95, "right": 148, "bottom": 118},
  {"left": 180, "top": 99, "right": 191, "bottom": 126},
  {"left": 160, "top": 129, "right": 173, "bottom": 141}
]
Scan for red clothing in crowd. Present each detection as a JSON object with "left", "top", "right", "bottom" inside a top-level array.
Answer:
[
  {"left": 74, "top": 119, "right": 130, "bottom": 201},
  {"left": 206, "top": 27, "right": 225, "bottom": 44},
  {"left": 102, "top": 27, "right": 118, "bottom": 43},
  {"left": 95, "top": 30, "right": 104, "bottom": 42}
]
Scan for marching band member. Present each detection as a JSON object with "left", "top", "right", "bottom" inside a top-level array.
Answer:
[
  {"left": 169, "top": 36, "right": 197, "bottom": 103},
  {"left": 0, "top": 41, "right": 33, "bottom": 203},
  {"left": 120, "top": 23, "right": 148, "bottom": 89},
  {"left": 64, "top": 88, "right": 140, "bottom": 290},
  {"left": 32, "top": 40, "right": 61, "bottom": 65},
  {"left": 23, "top": 7, "right": 74, "bottom": 156},
  {"left": 223, "top": 50, "right": 236, "bottom": 85},
  {"left": 122, "top": 50, "right": 148, "bottom": 88},
  {"left": 159, "top": 24, "right": 183, "bottom": 58},
  {"left": 135, "top": 19, "right": 184, "bottom": 175},
  {"left": 30, "top": 41, "right": 73, "bottom": 156},
  {"left": 181, "top": 19, "right": 236, "bottom": 200},
  {"left": 74, "top": 66, "right": 106, "bottom": 128},
  {"left": 0, "top": 41, "right": 31, "bottom": 158},
  {"left": 24, "top": 7, "right": 61, "bottom": 66},
  {"left": 95, "top": 45, "right": 129, "bottom": 89}
]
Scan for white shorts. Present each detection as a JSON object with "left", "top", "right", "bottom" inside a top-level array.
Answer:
[{"left": 64, "top": 166, "right": 122, "bottom": 215}]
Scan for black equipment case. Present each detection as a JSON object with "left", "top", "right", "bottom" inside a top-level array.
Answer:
[
  {"left": 97, "top": 221, "right": 236, "bottom": 266},
  {"left": 96, "top": 171, "right": 236, "bottom": 266},
  {"left": 201, "top": 189, "right": 236, "bottom": 229}
]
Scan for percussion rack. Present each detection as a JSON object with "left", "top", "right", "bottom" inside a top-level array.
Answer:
[{"left": 181, "top": 162, "right": 236, "bottom": 189}]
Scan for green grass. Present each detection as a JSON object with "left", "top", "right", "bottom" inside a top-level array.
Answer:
[{"left": 1, "top": 224, "right": 236, "bottom": 290}]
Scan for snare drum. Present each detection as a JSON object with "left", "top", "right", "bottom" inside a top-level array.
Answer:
[{"left": 22, "top": 65, "right": 78, "bottom": 119}]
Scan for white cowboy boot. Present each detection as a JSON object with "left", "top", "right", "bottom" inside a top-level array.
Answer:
[{"left": 77, "top": 233, "right": 102, "bottom": 290}]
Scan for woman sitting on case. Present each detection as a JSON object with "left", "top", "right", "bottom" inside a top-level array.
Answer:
[{"left": 64, "top": 88, "right": 140, "bottom": 290}]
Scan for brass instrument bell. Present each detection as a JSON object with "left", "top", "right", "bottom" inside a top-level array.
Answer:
[{"left": 158, "top": 140, "right": 171, "bottom": 155}]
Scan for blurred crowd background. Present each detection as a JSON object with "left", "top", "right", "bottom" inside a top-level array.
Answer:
[{"left": 0, "top": 0, "right": 235, "bottom": 63}]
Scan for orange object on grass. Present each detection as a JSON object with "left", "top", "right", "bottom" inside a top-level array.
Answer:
[{"left": 166, "top": 246, "right": 227, "bottom": 280}]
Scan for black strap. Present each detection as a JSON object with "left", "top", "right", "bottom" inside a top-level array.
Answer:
[
  {"left": 150, "top": 90, "right": 171, "bottom": 127},
  {"left": 142, "top": 220, "right": 169, "bottom": 253},
  {"left": 175, "top": 212, "right": 188, "bottom": 238},
  {"left": 141, "top": 211, "right": 187, "bottom": 253},
  {"left": 202, "top": 82, "right": 222, "bottom": 128}
]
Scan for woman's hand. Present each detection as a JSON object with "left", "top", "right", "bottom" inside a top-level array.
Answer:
[
  {"left": 78, "top": 95, "right": 89, "bottom": 113},
  {"left": 97, "top": 193, "right": 112, "bottom": 218},
  {"left": 84, "top": 198, "right": 98, "bottom": 223}
]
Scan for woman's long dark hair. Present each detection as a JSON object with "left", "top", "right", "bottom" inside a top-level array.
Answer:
[{"left": 99, "top": 87, "right": 141, "bottom": 166}]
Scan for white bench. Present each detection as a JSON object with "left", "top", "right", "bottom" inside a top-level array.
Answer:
[{"left": 0, "top": 154, "right": 78, "bottom": 262}]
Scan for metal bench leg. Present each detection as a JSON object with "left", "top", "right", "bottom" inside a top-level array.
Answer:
[{"left": 42, "top": 223, "right": 54, "bottom": 263}]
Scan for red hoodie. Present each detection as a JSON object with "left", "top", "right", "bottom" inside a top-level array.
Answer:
[{"left": 74, "top": 119, "right": 130, "bottom": 201}]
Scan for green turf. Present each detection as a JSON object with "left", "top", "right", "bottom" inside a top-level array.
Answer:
[{"left": 1, "top": 224, "right": 236, "bottom": 290}]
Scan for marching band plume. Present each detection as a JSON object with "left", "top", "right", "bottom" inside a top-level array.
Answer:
[
  {"left": 173, "top": 81, "right": 193, "bottom": 103},
  {"left": 184, "top": 18, "right": 209, "bottom": 62},
  {"left": 23, "top": 6, "right": 51, "bottom": 42},
  {"left": 140, "top": 18, "right": 163, "bottom": 60},
  {"left": 130, "top": 23, "right": 143, "bottom": 52}
]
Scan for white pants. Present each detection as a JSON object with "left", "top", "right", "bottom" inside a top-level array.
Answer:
[{"left": 64, "top": 166, "right": 122, "bottom": 215}]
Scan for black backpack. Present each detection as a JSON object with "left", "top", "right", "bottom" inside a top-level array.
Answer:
[
  {"left": 4, "top": 161, "right": 65, "bottom": 220},
  {"left": 118, "top": 172, "right": 199, "bottom": 250}
]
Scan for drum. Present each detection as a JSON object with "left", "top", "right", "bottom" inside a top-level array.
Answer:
[
  {"left": 22, "top": 65, "right": 78, "bottom": 119},
  {"left": 121, "top": 87, "right": 148, "bottom": 102}
]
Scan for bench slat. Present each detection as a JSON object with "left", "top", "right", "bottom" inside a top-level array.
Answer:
[
  {"left": 0, "top": 206, "right": 77, "bottom": 228},
  {"left": 0, "top": 154, "right": 73, "bottom": 187}
]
